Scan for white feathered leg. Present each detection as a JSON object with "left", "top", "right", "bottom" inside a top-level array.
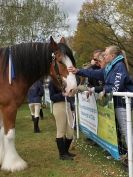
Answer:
[{"left": 1, "top": 129, "right": 27, "bottom": 172}]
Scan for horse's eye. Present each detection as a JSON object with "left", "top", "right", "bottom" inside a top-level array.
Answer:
[{"left": 59, "top": 61, "right": 63, "bottom": 64}]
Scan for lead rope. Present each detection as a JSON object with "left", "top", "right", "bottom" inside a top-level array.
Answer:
[
  {"left": 65, "top": 96, "right": 71, "bottom": 127},
  {"left": 65, "top": 96, "right": 74, "bottom": 129}
]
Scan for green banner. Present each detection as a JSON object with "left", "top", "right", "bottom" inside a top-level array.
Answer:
[{"left": 78, "top": 92, "right": 120, "bottom": 159}]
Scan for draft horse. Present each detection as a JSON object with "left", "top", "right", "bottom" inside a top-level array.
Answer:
[{"left": 0, "top": 37, "right": 77, "bottom": 172}]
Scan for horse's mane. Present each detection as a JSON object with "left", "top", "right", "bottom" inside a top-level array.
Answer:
[
  {"left": 57, "top": 43, "right": 76, "bottom": 66},
  {"left": 1, "top": 42, "right": 52, "bottom": 84},
  {"left": 0, "top": 41, "right": 76, "bottom": 84}
]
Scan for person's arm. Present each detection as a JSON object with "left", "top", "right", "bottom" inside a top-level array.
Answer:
[
  {"left": 67, "top": 66, "right": 104, "bottom": 82},
  {"left": 77, "top": 68, "right": 104, "bottom": 82},
  {"left": 94, "top": 85, "right": 104, "bottom": 93},
  {"left": 38, "top": 81, "right": 44, "bottom": 97},
  {"left": 48, "top": 82, "right": 65, "bottom": 102}
]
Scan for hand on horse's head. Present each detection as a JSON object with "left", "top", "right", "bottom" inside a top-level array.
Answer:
[
  {"left": 62, "top": 89, "right": 78, "bottom": 97},
  {"left": 62, "top": 92, "right": 68, "bottom": 97},
  {"left": 67, "top": 66, "right": 79, "bottom": 74}
]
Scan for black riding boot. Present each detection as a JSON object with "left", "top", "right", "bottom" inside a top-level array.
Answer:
[
  {"left": 31, "top": 115, "right": 34, "bottom": 121},
  {"left": 56, "top": 138, "right": 73, "bottom": 160},
  {"left": 65, "top": 138, "right": 76, "bottom": 157},
  {"left": 33, "top": 117, "right": 40, "bottom": 133}
]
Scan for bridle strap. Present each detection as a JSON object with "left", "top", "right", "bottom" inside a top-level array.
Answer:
[{"left": 52, "top": 59, "right": 65, "bottom": 92}]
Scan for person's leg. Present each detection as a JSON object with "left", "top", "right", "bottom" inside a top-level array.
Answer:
[
  {"left": 34, "top": 103, "right": 41, "bottom": 133},
  {"left": 28, "top": 103, "right": 35, "bottom": 121},
  {"left": 116, "top": 107, "right": 133, "bottom": 167},
  {"left": 115, "top": 108, "right": 128, "bottom": 146},
  {"left": 53, "top": 102, "right": 66, "bottom": 138},
  {"left": 53, "top": 102, "right": 73, "bottom": 160},
  {"left": 65, "top": 103, "right": 76, "bottom": 157}
]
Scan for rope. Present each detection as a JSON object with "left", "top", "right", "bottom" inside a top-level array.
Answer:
[{"left": 65, "top": 96, "right": 74, "bottom": 129}]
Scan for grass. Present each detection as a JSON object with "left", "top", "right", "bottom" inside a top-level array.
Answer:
[{"left": 0, "top": 104, "right": 128, "bottom": 177}]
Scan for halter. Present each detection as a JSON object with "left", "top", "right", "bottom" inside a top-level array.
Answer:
[{"left": 51, "top": 53, "right": 66, "bottom": 92}]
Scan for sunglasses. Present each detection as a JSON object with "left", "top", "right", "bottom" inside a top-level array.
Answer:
[{"left": 93, "top": 58, "right": 98, "bottom": 61}]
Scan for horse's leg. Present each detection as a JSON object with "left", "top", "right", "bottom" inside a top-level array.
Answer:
[{"left": 1, "top": 105, "right": 27, "bottom": 172}]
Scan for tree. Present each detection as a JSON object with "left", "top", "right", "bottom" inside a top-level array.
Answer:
[
  {"left": 72, "top": 0, "right": 133, "bottom": 74},
  {"left": 0, "top": 0, "right": 68, "bottom": 45}
]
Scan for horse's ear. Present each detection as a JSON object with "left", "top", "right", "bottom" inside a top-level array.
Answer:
[
  {"left": 50, "top": 36, "right": 58, "bottom": 51},
  {"left": 60, "top": 37, "right": 66, "bottom": 44}
]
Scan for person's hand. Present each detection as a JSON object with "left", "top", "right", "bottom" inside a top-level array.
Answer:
[
  {"left": 77, "top": 84, "right": 88, "bottom": 92},
  {"left": 98, "top": 90, "right": 105, "bottom": 100},
  {"left": 62, "top": 92, "right": 68, "bottom": 97},
  {"left": 86, "top": 87, "right": 95, "bottom": 98},
  {"left": 68, "top": 88, "right": 78, "bottom": 96},
  {"left": 67, "top": 66, "right": 79, "bottom": 74}
]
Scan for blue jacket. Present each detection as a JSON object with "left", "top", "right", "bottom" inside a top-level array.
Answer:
[
  {"left": 77, "top": 60, "right": 133, "bottom": 108},
  {"left": 87, "top": 64, "right": 102, "bottom": 87},
  {"left": 27, "top": 80, "right": 44, "bottom": 103},
  {"left": 48, "top": 81, "right": 75, "bottom": 111}
]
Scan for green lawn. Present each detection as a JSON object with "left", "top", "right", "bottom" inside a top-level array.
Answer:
[{"left": 0, "top": 104, "right": 128, "bottom": 177}]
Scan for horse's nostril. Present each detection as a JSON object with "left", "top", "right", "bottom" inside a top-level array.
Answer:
[{"left": 70, "top": 89, "right": 73, "bottom": 92}]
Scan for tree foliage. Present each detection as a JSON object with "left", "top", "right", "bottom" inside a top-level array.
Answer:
[
  {"left": 72, "top": 0, "right": 133, "bottom": 73},
  {"left": 0, "top": 0, "right": 68, "bottom": 45}
]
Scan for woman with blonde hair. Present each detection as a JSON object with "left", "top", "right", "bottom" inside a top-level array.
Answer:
[{"left": 121, "top": 50, "right": 129, "bottom": 72}]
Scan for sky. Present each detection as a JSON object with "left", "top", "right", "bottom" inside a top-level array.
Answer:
[{"left": 57, "top": 0, "right": 86, "bottom": 36}]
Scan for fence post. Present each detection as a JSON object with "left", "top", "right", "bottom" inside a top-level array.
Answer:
[
  {"left": 75, "top": 93, "right": 79, "bottom": 139},
  {"left": 125, "top": 96, "right": 133, "bottom": 177},
  {"left": 113, "top": 92, "right": 133, "bottom": 177}
]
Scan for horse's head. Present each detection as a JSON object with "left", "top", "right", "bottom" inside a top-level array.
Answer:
[{"left": 49, "top": 36, "right": 77, "bottom": 96}]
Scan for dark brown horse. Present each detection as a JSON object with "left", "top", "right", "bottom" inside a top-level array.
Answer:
[{"left": 0, "top": 37, "right": 77, "bottom": 172}]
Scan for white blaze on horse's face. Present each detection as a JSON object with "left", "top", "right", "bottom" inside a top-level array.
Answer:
[{"left": 62, "top": 56, "right": 77, "bottom": 96}]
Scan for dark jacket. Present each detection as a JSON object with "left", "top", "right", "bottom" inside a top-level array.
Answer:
[
  {"left": 76, "top": 60, "right": 133, "bottom": 108},
  {"left": 79, "top": 64, "right": 102, "bottom": 88},
  {"left": 87, "top": 64, "right": 102, "bottom": 87},
  {"left": 48, "top": 81, "right": 75, "bottom": 111},
  {"left": 27, "top": 80, "right": 44, "bottom": 103}
]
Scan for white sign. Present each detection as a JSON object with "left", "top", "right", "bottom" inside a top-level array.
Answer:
[
  {"left": 78, "top": 92, "right": 98, "bottom": 134},
  {"left": 45, "top": 89, "right": 51, "bottom": 104}
]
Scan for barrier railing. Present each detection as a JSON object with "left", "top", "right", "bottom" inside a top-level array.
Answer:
[{"left": 113, "top": 92, "right": 133, "bottom": 177}]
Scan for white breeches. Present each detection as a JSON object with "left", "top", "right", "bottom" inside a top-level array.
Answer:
[{"left": 28, "top": 103, "right": 41, "bottom": 118}]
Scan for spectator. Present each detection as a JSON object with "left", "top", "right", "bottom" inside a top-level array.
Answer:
[
  {"left": 88, "top": 51, "right": 107, "bottom": 94},
  {"left": 27, "top": 79, "right": 44, "bottom": 133},
  {"left": 68, "top": 45, "right": 133, "bottom": 147},
  {"left": 48, "top": 80, "right": 76, "bottom": 160},
  {"left": 90, "top": 49, "right": 102, "bottom": 67},
  {"left": 98, "top": 52, "right": 107, "bottom": 69},
  {"left": 77, "top": 50, "right": 104, "bottom": 94},
  {"left": 87, "top": 49, "right": 102, "bottom": 87}
]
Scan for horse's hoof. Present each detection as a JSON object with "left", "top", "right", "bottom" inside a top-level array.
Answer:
[{"left": 1, "top": 160, "right": 27, "bottom": 172}]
